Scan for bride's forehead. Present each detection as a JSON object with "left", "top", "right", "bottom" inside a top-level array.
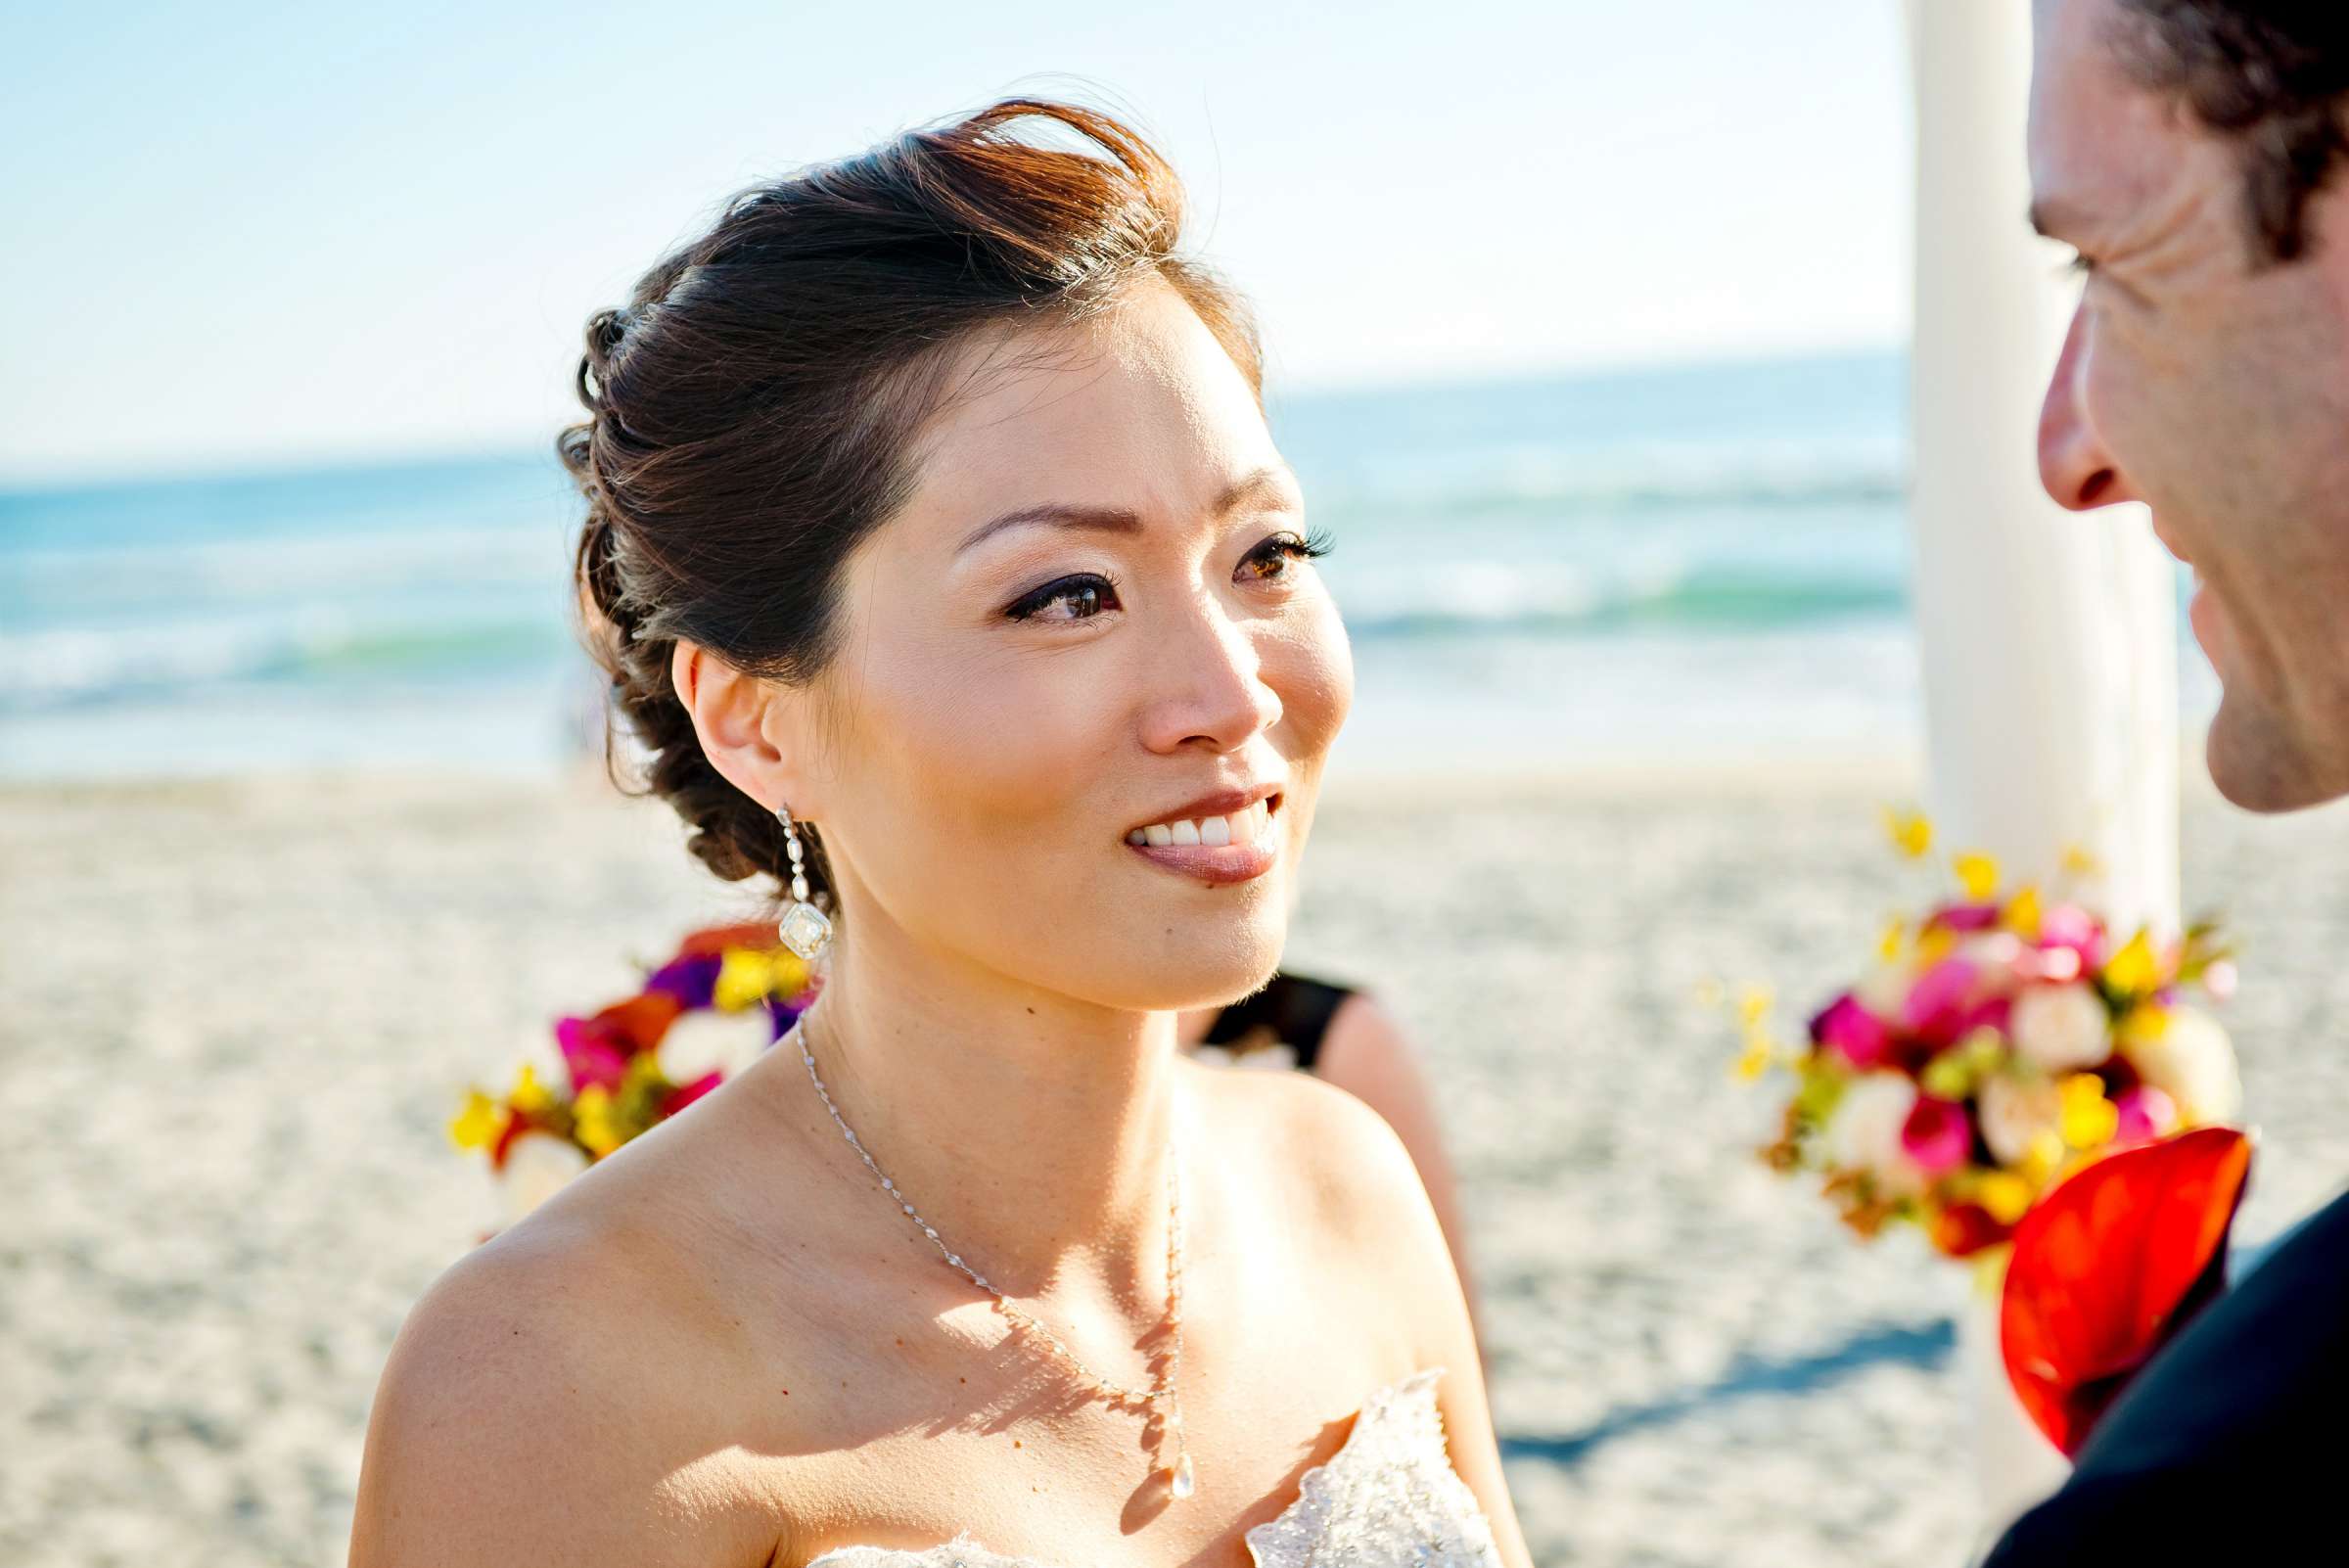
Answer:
[
  {"left": 899, "top": 299, "right": 1276, "bottom": 530},
  {"left": 938, "top": 290, "right": 1255, "bottom": 441}
]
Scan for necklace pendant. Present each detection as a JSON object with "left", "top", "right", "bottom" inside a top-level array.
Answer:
[{"left": 1167, "top": 1449, "right": 1196, "bottom": 1501}]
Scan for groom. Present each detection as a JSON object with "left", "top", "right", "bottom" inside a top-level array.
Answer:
[{"left": 1988, "top": 1, "right": 2349, "bottom": 1557}]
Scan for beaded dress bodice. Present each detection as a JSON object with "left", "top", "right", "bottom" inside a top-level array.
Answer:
[{"left": 804, "top": 1368, "right": 1500, "bottom": 1568}]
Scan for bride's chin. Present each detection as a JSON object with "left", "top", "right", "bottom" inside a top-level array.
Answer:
[{"left": 1102, "top": 931, "right": 1288, "bottom": 1017}]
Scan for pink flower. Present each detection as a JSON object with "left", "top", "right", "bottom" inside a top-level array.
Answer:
[
  {"left": 554, "top": 1016, "right": 630, "bottom": 1092},
  {"left": 552, "top": 992, "right": 683, "bottom": 1093},
  {"left": 2038, "top": 903, "right": 2108, "bottom": 972},
  {"left": 1904, "top": 957, "right": 1982, "bottom": 1043},
  {"left": 2113, "top": 1084, "right": 2180, "bottom": 1144},
  {"left": 1811, "top": 993, "right": 1893, "bottom": 1069},
  {"left": 1900, "top": 1095, "right": 1973, "bottom": 1176}
]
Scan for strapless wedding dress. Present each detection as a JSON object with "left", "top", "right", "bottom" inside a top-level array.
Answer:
[{"left": 806, "top": 1368, "right": 1501, "bottom": 1568}]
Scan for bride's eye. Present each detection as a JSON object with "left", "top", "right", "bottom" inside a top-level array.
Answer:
[
  {"left": 1004, "top": 572, "right": 1123, "bottom": 623},
  {"left": 1239, "top": 529, "right": 1334, "bottom": 582}
]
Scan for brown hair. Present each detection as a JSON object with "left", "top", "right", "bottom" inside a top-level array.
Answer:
[
  {"left": 2117, "top": 1, "right": 2349, "bottom": 261},
  {"left": 563, "top": 99, "right": 1261, "bottom": 914}
]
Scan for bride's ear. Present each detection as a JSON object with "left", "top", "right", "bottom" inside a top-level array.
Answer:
[{"left": 670, "top": 638, "right": 820, "bottom": 817}]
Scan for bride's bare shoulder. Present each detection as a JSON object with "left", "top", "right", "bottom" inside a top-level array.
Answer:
[
  {"left": 347, "top": 1153, "right": 806, "bottom": 1567},
  {"left": 1183, "top": 1052, "right": 1436, "bottom": 1247}
]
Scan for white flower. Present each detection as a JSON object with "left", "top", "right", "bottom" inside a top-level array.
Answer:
[
  {"left": 496, "top": 1131, "right": 588, "bottom": 1224},
  {"left": 1825, "top": 1072, "right": 1928, "bottom": 1196},
  {"left": 2010, "top": 983, "right": 2113, "bottom": 1073},
  {"left": 655, "top": 1007, "right": 771, "bottom": 1085},
  {"left": 1979, "top": 1074, "right": 2063, "bottom": 1167},
  {"left": 1956, "top": 933, "right": 2028, "bottom": 992},
  {"left": 2126, "top": 1005, "right": 2242, "bottom": 1125}
]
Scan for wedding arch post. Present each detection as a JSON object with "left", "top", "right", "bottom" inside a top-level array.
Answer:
[{"left": 1903, "top": 0, "right": 2182, "bottom": 1540}]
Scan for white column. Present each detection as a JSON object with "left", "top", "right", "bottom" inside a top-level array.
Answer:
[
  {"left": 1906, "top": 0, "right": 2180, "bottom": 937},
  {"left": 1903, "top": 0, "right": 2183, "bottom": 1543}
]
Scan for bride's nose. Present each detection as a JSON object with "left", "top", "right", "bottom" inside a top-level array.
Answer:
[{"left": 1136, "top": 596, "right": 1283, "bottom": 755}]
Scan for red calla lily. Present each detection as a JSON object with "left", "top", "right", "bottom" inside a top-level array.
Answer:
[{"left": 2000, "top": 1126, "right": 2252, "bottom": 1456}]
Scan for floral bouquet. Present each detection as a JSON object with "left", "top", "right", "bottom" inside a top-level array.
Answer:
[
  {"left": 1738, "top": 814, "right": 2242, "bottom": 1264},
  {"left": 450, "top": 922, "right": 818, "bottom": 1225}
]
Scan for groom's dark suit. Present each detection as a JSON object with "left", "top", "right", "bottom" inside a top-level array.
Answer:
[{"left": 1984, "top": 1187, "right": 2349, "bottom": 1562}]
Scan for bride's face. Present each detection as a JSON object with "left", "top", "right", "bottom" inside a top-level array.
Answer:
[{"left": 806, "top": 279, "right": 1352, "bottom": 1011}]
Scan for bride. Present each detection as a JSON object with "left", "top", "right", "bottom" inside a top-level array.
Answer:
[{"left": 348, "top": 98, "right": 1530, "bottom": 1568}]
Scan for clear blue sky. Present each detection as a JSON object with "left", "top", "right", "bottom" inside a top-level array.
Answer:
[{"left": 1, "top": 0, "right": 1911, "bottom": 483}]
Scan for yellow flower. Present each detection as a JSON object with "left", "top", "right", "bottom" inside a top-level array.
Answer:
[
  {"left": 2061, "top": 844, "right": 2103, "bottom": 878},
  {"left": 508, "top": 1062, "right": 552, "bottom": 1114},
  {"left": 2059, "top": 1073, "right": 2120, "bottom": 1149},
  {"left": 2004, "top": 885, "right": 2044, "bottom": 939},
  {"left": 1883, "top": 807, "right": 1934, "bottom": 860},
  {"left": 1737, "top": 985, "right": 1773, "bottom": 1029},
  {"left": 1954, "top": 852, "right": 2001, "bottom": 902},
  {"left": 573, "top": 1084, "right": 623, "bottom": 1158},
  {"left": 2117, "top": 1001, "right": 2171, "bottom": 1045},
  {"left": 2104, "top": 931, "right": 2161, "bottom": 996},
  {"left": 1877, "top": 918, "right": 1908, "bottom": 962},
  {"left": 448, "top": 1089, "right": 508, "bottom": 1151},
  {"left": 1977, "top": 1172, "right": 2034, "bottom": 1225},
  {"left": 713, "top": 946, "right": 810, "bottom": 1012},
  {"left": 1734, "top": 1037, "right": 1775, "bottom": 1082},
  {"left": 2021, "top": 1130, "right": 2065, "bottom": 1186}
]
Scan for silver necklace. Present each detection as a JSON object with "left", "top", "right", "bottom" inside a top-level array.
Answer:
[{"left": 792, "top": 1006, "right": 1197, "bottom": 1502}]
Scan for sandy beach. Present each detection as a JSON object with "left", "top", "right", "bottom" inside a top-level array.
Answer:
[{"left": 7, "top": 765, "right": 2347, "bottom": 1567}]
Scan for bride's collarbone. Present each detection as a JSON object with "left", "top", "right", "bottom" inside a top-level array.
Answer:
[
  {"left": 769, "top": 1368, "right": 1384, "bottom": 1568},
  {"left": 651, "top": 1052, "right": 1440, "bottom": 1561},
  {"left": 718, "top": 1245, "right": 1400, "bottom": 1568}
]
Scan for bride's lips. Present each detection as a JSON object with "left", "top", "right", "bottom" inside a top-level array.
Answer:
[{"left": 1123, "top": 786, "right": 1284, "bottom": 886}]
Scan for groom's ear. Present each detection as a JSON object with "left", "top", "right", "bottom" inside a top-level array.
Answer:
[{"left": 670, "top": 639, "right": 820, "bottom": 816}]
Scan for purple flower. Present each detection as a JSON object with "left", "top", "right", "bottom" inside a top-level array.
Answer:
[
  {"left": 644, "top": 950, "right": 723, "bottom": 1011},
  {"left": 1929, "top": 902, "right": 2003, "bottom": 934}
]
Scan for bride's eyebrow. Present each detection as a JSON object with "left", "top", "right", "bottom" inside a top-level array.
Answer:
[
  {"left": 957, "top": 503, "right": 1144, "bottom": 555},
  {"left": 955, "top": 464, "right": 1302, "bottom": 556},
  {"left": 1216, "top": 463, "right": 1304, "bottom": 516}
]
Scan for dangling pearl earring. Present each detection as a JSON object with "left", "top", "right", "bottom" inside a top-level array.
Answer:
[{"left": 775, "top": 805, "right": 835, "bottom": 960}]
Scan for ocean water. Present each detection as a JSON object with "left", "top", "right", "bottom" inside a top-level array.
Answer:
[{"left": 0, "top": 348, "right": 2165, "bottom": 781}]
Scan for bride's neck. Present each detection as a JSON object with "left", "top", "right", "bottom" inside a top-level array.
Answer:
[{"left": 792, "top": 926, "right": 1183, "bottom": 1294}]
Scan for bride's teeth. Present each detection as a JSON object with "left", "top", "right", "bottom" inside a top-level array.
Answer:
[
  {"left": 1200, "top": 815, "right": 1232, "bottom": 848},
  {"left": 1128, "top": 828, "right": 1147, "bottom": 846},
  {"left": 1144, "top": 823, "right": 1174, "bottom": 848},
  {"left": 1170, "top": 819, "right": 1202, "bottom": 846}
]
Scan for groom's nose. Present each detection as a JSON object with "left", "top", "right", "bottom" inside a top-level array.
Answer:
[{"left": 2038, "top": 300, "right": 2142, "bottom": 512}]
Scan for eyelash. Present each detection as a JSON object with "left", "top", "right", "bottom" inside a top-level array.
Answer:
[{"left": 1002, "top": 529, "right": 1335, "bottom": 623}]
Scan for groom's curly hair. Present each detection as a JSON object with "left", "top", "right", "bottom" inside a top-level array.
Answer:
[{"left": 2116, "top": 1, "right": 2349, "bottom": 262}]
